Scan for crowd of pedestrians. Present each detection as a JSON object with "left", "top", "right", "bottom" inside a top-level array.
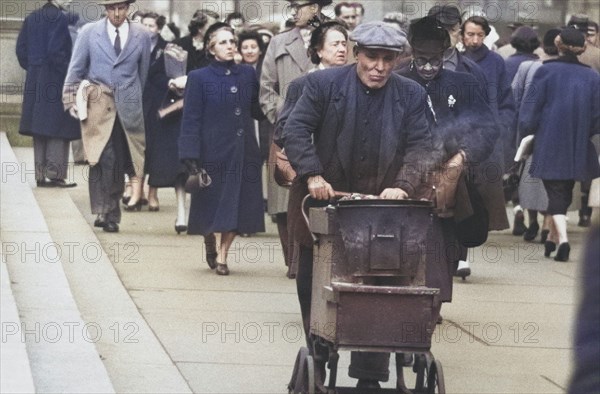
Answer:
[{"left": 16, "top": 0, "right": 599, "bottom": 390}]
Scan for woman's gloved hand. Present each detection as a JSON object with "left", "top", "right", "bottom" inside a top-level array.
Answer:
[{"left": 183, "top": 159, "right": 200, "bottom": 175}]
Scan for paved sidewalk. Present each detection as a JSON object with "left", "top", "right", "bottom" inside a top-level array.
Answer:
[{"left": 7, "top": 144, "right": 591, "bottom": 393}]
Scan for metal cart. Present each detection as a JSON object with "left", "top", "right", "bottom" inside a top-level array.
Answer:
[{"left": 289, "top": 197, "right": 445, "bottom": 394}]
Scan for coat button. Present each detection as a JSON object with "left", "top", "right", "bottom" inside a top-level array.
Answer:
[
  {"left": 234, "top": 107, "right": 242, "bottom": 116},
  {"left": 225, "top": 69, "right": 231, "bottom": 75},
  {"left": 230, "top": 86, "right": 238, "bottom": 94},
  {"left": 237, "top": 129, "right": 244, "bottom": 136}
]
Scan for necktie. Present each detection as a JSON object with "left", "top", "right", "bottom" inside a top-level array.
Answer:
[{"left": 114, "top": 28, "right": 121, "bottom": 56}]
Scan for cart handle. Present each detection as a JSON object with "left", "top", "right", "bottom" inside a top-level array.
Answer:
[{"left": 301, "top": 191, "right": 351, "bottom": 244}]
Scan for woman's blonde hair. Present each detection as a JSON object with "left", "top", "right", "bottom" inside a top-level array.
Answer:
[{"left": 203, "top": 23, "right": 235, "bottom": 58}]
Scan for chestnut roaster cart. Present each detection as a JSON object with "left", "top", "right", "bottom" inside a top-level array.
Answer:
[{"left": 289, "top": 197, "right": 445, "bottom": 394}]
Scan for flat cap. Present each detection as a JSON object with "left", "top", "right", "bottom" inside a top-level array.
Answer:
[
  {"left": 428, "top": 5, "right": 462, "bottom": 27},
  {"left": 350, "top": 21, "right": 407, "bottom": 51}
]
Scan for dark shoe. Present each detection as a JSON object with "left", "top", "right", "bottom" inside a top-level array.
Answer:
[
  {"left": 36, "top": 179, "right": 49, "bottom": 187},
  {"left": 523, "top": 222, "right": 540, "bottom": 242},
  {"left": 216, "top": 263, "right": 229, "bottom": 275},
  {"left": 206, "top": 252, "right": 217, "bottom": 269},
  {"left": 121, "top": 195, "right": 131, "bottom": 205},
  {"left": 544, "top": 241, "right": 556, "bottom": 257},
  {"left": 356, "top": 379, "right": 381, "bottom": 389},
  {"left": 554, "top": 243, "right": 570, "bottom": 262},
  {"left": 175, "top": 222, "right": 188, "bottom": 235},
  {"left": 148, "top": 205, "right": 160, "bottom": 212},
  {"left": 47, "top": 179, "right": 77, "bottom": 188},
  {"left": 140, "top": 198, "right": 149, "bottom": 206},
  {"left": 94, "top": 214, "right": 106, "bottom": 228},
  {"left": 123, "top": 201, "right": 142, "bottom": 211},
  {"left": 512, "top": 211, "right": 527, "bottom": 236},
  {"left": 540, "top": 229, "right": 550, "bottom": 244},
  {"left": 103, "top": 221, "right": 119, "bottom": 233},
  {"left": 578, "top": 215, "right": 591, "bottom": 228}
]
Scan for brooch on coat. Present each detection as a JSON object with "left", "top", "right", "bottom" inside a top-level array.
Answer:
[{"left": 448, "top": 95, "right": 456, "bottom": 108}]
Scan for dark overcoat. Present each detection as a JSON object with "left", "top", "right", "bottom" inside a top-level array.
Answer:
[
  {"left": 179, "top": 61, "right": 265, "bottom": 235},
  {"left": 518, "top": 57, "right": 600, "bottom": 181},
  {"left": 16, "top": 3, "right": 79, "bottom": 140},
  {"left": 282, "top": 64, "right": 435, "bottom": 285},
  {"left": 143, "top": 37, "right": 186, "bottom": 187}
]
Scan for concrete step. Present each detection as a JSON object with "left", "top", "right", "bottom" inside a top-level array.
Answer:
[{"left": 0, "top": 131, "right": 114, "bottom": 393}]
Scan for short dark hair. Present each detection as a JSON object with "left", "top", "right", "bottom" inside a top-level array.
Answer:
[
  {"left": 307, "top": 20, "right": 348, "bottom": 64},
  {"left": 510, "top": 26, "right": 540, "bottom": 53},
  {"left": 462, "top": 16, "right": 490, "bottom": 36},
  {"left": 142, "top": 12, "right": 166, "bottom": 30},
  {"left": 237, "top": 30, "right": 265, "bottom": 56},
  {"left": 334, "top": 2, "right": 352, "bottom": 17},
  {"left": 351, "top": 2, "right": 364, "bottom": 16},
  {"left": 226, "top": 12, "right": 245, "bottom": 24}
]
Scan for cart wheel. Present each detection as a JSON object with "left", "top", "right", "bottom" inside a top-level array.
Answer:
[
  {"left": 426, "top": 360, "right": 445, "bottom": 394},
  {"left": 305, "top": 355, "right": 315, "bottom": 394},
  {"left": 290, "top": 347, "right": 310, "bottom": 394}
]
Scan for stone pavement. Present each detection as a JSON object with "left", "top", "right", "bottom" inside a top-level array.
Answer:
[{"left": 2, "top": 136, "right": 592, "bottom": 393}]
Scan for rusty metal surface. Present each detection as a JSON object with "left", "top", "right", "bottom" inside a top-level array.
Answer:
[{"left": 309, "top": 199, "right": 442, "bottom": 350}]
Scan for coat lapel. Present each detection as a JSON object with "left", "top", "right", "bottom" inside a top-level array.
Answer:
[
  {"left": 284, "top": 28, "right": 311, "bottom": 73},
  {"left": 115, "top": 22, "right": 138, "bottom": 66},
  {"left": 376, "top": 81, "right": 403, "bottom": 189},
  {"left": 95, "top": 19, "right": 117, "bottom": 62}
]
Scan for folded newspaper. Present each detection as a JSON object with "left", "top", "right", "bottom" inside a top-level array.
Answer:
[{"left": 514, "top": 135, "right": 534, "bottom": 162}]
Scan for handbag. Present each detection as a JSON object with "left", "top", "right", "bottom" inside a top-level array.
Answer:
[
  {"left": 184, "top": 169, "right": 212, "bottom": 193},
  {"left": 455, "top": 175, "right": 489, "bottom": 248},
  {"left": 158, "top": 90, "right": 184, "bottom": 119},
  {"left": 269, "top": 142, "right": 296, "bottom": 187}
]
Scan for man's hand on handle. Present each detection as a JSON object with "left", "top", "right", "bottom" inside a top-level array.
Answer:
[{"left": 307, "top": 175, "right": 335, "bottom": 200}]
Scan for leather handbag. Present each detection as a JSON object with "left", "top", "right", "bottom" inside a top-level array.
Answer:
[
  {"left": 158, "top": 91, "right": 184, "bottom": 119},
  {"left": 455, "top": 176, "right": 489, "bottom": 248},
  {"left": 184, "top": 169, "right": 212, "bottom": 193},
  {"left": 269, "top": 142, "right": 296, "bottom": 187}
]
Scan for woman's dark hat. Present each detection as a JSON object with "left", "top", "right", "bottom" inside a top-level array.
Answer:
[
  {"left": 560, "top": 27, "right": 586, "bottom": 47},
  {"left": 428, "top": 5, "right": 462, "bottom": 27},
  {"left": 203, "top": 22, "right": 233, "bottom": 52}
]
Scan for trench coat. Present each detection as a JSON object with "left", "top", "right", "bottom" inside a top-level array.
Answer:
[
  {"left": 63, "top": 18, "right": 150, "bottom": 177},
  {"left": 260, "top": 27, "right": 313, "bottom": 215},
  {"left": 16, "top": 3, "right": 79, "bottom": 141},
  {"left": 518, "top": 57, "right": 600, "bottom": 182},
  {"left": 178, "top": 61, "right": 265, "bottom": 235}
]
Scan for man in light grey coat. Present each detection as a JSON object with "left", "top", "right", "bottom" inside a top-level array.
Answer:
[
  {"left": 259, "top": 0, "right": 330, "bottom": 277},
  {"left": 63, "top": 0, "right": 150, "bottom": 232}
]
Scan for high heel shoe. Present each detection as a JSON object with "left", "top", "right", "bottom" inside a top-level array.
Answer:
[
  {"left": 123, "top": 201, "right": 142, "bottom": 211},
  {"left": 544, "top": 241, "right": 556, "bottom": 257},
  {"left": 540, "top": 229, "right": 549, "bottom": 244},
  {"left": 216, "top": 263, "right": 229, "bottom": 276},
  {"left": 554, "top": 243, "right": 570, "bottom": 262},
  {"left": 175, "top": 221, "right": 187, "bottom": 234},
  {"left": 205, "top": 252, "right": 217, "bottom": 269}
]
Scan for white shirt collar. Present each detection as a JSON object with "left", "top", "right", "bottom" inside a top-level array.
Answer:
[{"left": 107, "top": 19, "right": 130, "bottom": 51}]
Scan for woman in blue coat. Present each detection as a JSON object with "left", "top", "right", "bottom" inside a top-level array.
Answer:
[
  {"left": 519, "top": 28, "right": 600, "bottom": 262},
  {"left": 179, "top": 23, "right": 265, "bottom": 275}
]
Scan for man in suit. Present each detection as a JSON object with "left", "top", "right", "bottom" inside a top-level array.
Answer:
[
  {"left": 282, "top": 21, "right": 432, "bottom": 389},
  {"left": 16, "top": 0, "right": 80, "bottom": 188},
  {"left": 63, "top": 0, "right": 150, "bottom": 232},
  {"left": 259, "top": 0, "right": 331, "bottom": 278}
]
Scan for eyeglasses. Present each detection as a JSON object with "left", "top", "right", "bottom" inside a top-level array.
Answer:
[{"left": 413, "top": 57, "right": 443, "bottom": 67}]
